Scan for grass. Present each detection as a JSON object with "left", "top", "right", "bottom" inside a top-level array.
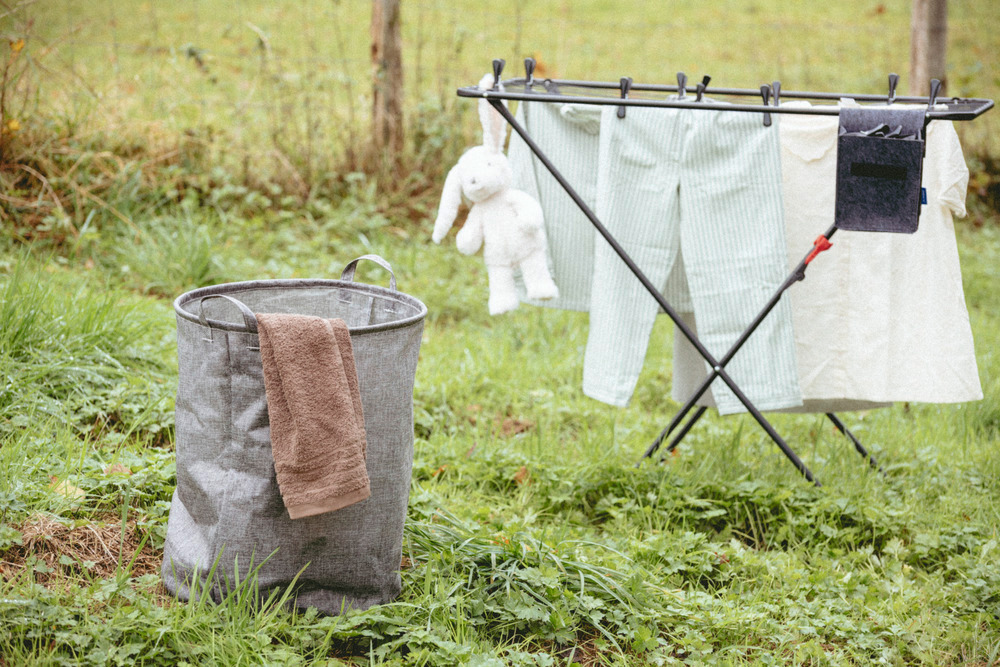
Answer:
[
  {"left": 1, "top": 208, "right": 1000, "bottom": 663},
  {"left": 1, "top": 1, "right": 1000, "bottom": 664}
]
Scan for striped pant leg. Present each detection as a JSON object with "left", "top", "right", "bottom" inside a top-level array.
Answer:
[
  {"left": 678, "top": 110, "right": 802, "bottom": 414},
  {"left": 582, "top": 106, "right": 687, "bottom": 406}
]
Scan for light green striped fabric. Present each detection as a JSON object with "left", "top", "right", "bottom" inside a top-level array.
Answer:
[
  {"left": 508, "top": 101, "right": 601, "bottom": 311},
  {"left": 583, "top": 105, "right": 802, "bottom": 415},
  {"left": 508, "top": 101, "right": 693, "bottom": 312}
]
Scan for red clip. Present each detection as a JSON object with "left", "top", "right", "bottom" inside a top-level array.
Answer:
[{"left": 804, "top": 235, "right": 832, "bottom": 265}]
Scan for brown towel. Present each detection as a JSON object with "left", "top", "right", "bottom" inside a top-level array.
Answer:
[{"left": 256, "top": 313, "right": 370, "bottom": 519}]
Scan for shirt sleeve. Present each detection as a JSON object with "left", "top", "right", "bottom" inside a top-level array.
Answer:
[{"left": 929, "top": 121, "right": 970, "bottom": 218}]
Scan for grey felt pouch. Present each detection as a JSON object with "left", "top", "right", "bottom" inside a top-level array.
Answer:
[{"left": 834, "top": 107, "right": 926, "bottom": 234}]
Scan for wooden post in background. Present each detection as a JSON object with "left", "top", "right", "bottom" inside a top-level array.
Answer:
[
  {"left": 909, "top": 0, "right": 947, "bottom": 96},
  {"left": 371, "top": 0, "right": 404, "bottom": 164}
]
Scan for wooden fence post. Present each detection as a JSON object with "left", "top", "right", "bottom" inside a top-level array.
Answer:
[
  {"left": 371, "top": 0, "right": 403, "bottom": 163},
  {"left": 909, "top": 0, "right": 947, "bottom": 96}
]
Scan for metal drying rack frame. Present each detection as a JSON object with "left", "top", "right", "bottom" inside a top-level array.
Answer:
[{"left": 457, "top": 58, "right": 993, "bottom": 485}]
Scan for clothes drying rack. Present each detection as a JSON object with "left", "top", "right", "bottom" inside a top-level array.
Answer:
[{"left": 457, "top": 59, "right": 994, "bottom": 485}]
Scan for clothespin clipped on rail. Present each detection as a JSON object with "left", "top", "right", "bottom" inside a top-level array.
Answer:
[
  {"left": 523, "top": 57, "right": 536, "bottom": 91},
  {"left": 491, "top": 58, "right": 506, "bottom": 90},
  {"left": 617, "top": 76, "right": 633, "bottom": 119},
  {"left": 923, "top": 77, "right": 943, "bottom": 143},
  {"left": 695, "top": 75, "right": 711, "bottom": 102},
  {"left": 887, "top": 73, "right": 899, "bottom": 104},
  {"left": 760, "top": 84, "right": 772, "bottom": 127},
  {"left": 771, "top": 80, "right": 781, "bottom": 107},
  {"left": 927, "top": 78, "right": 942, "bottom": 111},
  {"left": 676, "top": 72, "right": 688, "bottom": 100}
]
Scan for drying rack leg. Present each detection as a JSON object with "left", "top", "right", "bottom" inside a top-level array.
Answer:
[
  {"left": 826, "top": 413, "right": 884, "bottom": 473},
  {"left": 661, "top": 406, "right": 708, "bottom": 459},
  {"left": 492, "top": 99, "right": 820, "bottom": 485},
  {"left": 643, "top": 229, "right": 835, "bottom": 460},
  {"left": 641, "top": 229, "right": 879, "bottom": 476},
  {"left": 643, "top": 377, "right": 712, "bottom": 460}
]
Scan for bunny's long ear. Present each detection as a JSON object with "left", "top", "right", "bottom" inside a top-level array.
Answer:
[
  {"left": 432, "top": 163, "right": 463, "bottom": 244},
  {"left": 477, "top": 73, "right": 508, "bottom": 154}
]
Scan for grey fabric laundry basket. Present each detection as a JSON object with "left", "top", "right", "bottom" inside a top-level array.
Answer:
[{"left": 162, "top": 255, "right": 426, "bottom": 615}]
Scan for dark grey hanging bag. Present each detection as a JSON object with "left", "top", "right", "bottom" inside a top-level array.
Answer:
[
  {"left": 162, "top": 255, "right": 426, "bottom": 614},
  {"left": 834, "top": 107, "right": 926, "bottom": 234}
]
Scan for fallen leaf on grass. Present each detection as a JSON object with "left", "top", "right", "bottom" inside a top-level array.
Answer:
[
  {"left": 465, "top": 404, "right": 482, "bottom": 426},
  {"left": 498, "top": 417, "right": 534, "bottom": 438},
  {"left": 48, "top": 477, "right": 85, "bottom": 501},
  {"left": 513, "top": 466, "right": 530, "bottom": 486},
  {"left": 530, "top": 54, "right": 552, "bottom": 77},
  {"left": 385, "top": 226, "right": 411, "bottom": 240},
  {"left": 103, "top": 463, "right": 132, "bottom": 476}
]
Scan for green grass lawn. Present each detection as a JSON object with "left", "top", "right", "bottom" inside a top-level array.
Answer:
[
  {"left": 1, "top": 208, "right": 999, "bottom": 664},
  {"left": 2, "top": 1, "right": 1000, "bottom": 664}
]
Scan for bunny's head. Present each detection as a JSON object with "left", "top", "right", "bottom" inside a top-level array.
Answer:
[
  {"left": 452, "top": 145, "right": 513, "bottom": 203},
  {"left": 455, "top": 72, "right": 513, "bottom": 202},
  {"left": 432, "top": 74, "right": 514, "bottom": 242}
]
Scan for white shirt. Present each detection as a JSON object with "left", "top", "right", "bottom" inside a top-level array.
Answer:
[{"left": 780, "top": 101, "right": 981, "bottom": 405}]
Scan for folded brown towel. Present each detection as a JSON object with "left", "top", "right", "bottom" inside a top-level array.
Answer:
[{"left": 256, "top": 313, "right": 370, "bottom": 519}]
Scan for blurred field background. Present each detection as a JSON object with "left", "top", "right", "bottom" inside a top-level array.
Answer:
[{"left": 4, "top": 0, "right": 999, "bottom": 215}]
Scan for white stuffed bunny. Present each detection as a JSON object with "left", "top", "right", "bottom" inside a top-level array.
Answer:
[{"left": 432, "top": 74, "right": 559, "bottom": 315}]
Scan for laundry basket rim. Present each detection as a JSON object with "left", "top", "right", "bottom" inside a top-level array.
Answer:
[{"left": 174, "top": 278, "right": 427, "bottom": 336}]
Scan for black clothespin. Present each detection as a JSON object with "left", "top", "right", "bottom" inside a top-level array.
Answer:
[
  {"left": 523, "top": 57, "right": 536, "bottom": 90},
  {"left": 887, "top": 73, "right": 899, "bottom": 104},
  {"left": 491, "top": 58, "right": 506, "bottom": 90},
  {"left": 924, "top": 78, "right": 943, "bottom": 140},
  {"left": 760, "top": 84, "right": 772, "bottom": 127},
  {"left": 676, "top": 72, "right": 688, "bottom": 99},
  {"left": 695, "top": 75, "right": 710, "bottom": 102},
  {"left": 617, "top": 76, "right": 633, "bottom": 119},
  {"left": 771, "top": 80, "right": 781, "bottom": 107},
  {"left": 927, "top": 78, "right": 942, "bottom": 111}
]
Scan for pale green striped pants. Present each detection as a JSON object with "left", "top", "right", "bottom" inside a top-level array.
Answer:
[{"left": 583, "top": 106, "right": 802, "bottom": 414}]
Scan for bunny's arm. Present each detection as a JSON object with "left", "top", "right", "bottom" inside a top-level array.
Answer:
[
  {"left": 432, "top": 165, "right": 463, "bottom": 244},
  {"left": 455, "top": 206, "right": 485, "bottom": 256}
]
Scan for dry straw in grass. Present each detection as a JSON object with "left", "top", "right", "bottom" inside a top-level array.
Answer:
[{"left": 0, "top": 513, "right": 160, "bottom": 585}]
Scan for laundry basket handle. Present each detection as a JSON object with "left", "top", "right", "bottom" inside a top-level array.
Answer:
[
  {"left": 340, "top": 255, "right": 397, "bottom": 291},
  {"left": 196, "top": 294, "right": 259, "bottom": 333}
]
